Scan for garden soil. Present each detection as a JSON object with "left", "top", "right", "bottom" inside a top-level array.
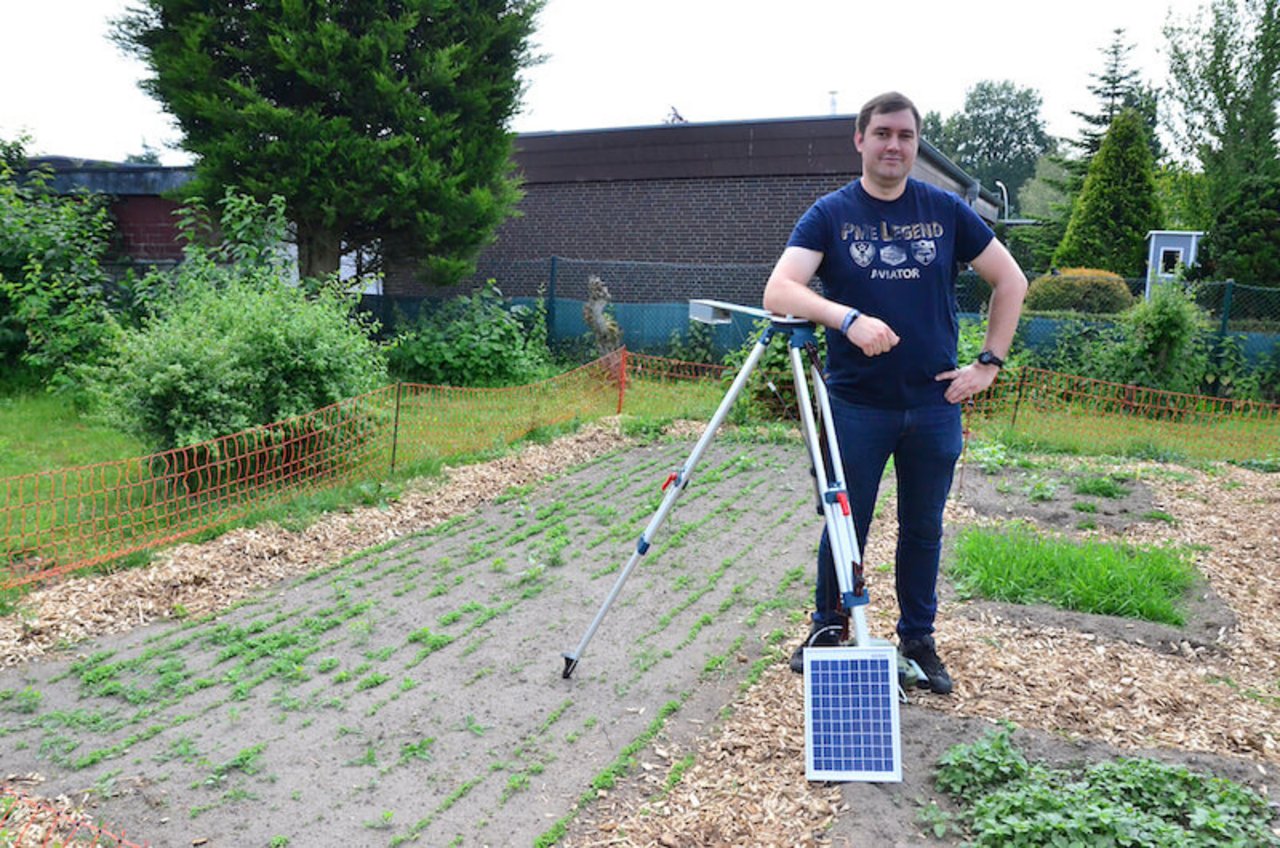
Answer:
[{"left": 1, "top": 421, "right": 1278, "bottom": 847}]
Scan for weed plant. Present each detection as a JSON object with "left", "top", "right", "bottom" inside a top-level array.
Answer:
[
  {"left": 933, "top": 726, "right": 1280, "bottom": 847},
  {"left": 950, "top": 523, "right": 1196, "bottom": 625},
  {"left": 1072, "top": 475, "right": 1132, "bottom": 498}
]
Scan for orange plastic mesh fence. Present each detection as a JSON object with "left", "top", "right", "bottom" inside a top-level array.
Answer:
[
  {"left": 621, "top": 355, "right": 1278, "bottom": 463},
  {"left": 0, "top": 786, "right": 147, "bottom": 847},
  {"left": 1, "top": 353, "right": 623, "bottom": 591},
  {"left": 625, "top": 351, "right": 729, "bottom": 381},
  {"left": 967, "top": 367, "right": 1280, "bottom": 462}
]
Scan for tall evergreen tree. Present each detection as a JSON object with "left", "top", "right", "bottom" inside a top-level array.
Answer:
[
  {"left": 113, "top": 1, "right": 543, "bottom": 282},
  {"left": 1053, "top": 110, "right": 1163, "bottom": 277},
  {"left": 1071, "top": 29, "right": 1163, "bottom": 162}
]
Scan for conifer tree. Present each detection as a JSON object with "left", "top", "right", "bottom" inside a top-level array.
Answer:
[
  {"left": 1053, "top": 110, "right": 1162, "bottom": 277},
  {"left": 114, "top": 1, "right": 543, "bottom": 283}
]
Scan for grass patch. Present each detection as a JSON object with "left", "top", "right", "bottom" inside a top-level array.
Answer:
[
  {"left": 1071, "top": 475, "right": 1131, "bottom": 499},
  {"left": 950, "top": 523, "right": 1196, "bottom": 625},
  {"left": 934, "top": 726, "right": 1278, "bottom": 846},
  {"left": 0, "top": 390, "right": 149, "bottom": 479}
]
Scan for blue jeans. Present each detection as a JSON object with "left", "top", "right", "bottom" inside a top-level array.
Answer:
[{"left": 813, "top": 396, "right": 962, "bottom": 641}]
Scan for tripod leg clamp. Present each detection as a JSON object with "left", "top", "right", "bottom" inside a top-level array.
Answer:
[{"left": 843, "top": 590, "right": 869, "bottom": 609}]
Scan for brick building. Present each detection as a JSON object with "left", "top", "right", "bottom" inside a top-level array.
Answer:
[
  {"left": 28, "top": 157, "right": 189, "bottom": 268},
  {"left": 31, "top": 116, "right": 996, "bottom": 306},
  {"left": 389, "top": 115, "right": 999, "bottom": 306}
]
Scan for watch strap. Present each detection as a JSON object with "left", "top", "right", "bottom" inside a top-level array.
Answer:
[{"left": 839, "top": 308, "right": 860, "bottom": 335}]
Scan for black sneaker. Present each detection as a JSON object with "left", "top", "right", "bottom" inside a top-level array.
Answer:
[
  {"left": 789, "top": 620, "right": 844, "bottom": 674},
  {"left": 899, "top": 635, "right": 953, "bottom": 695}
]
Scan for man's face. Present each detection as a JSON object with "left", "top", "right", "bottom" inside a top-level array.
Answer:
[{"left": 854, "top": 109, "right": 918, "bottom": 190}]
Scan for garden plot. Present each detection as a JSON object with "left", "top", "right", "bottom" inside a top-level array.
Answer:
[
  {"left": 561, "top": 449, "right": 1280, "bottom": 847},
  {"left": 0, "top": 437, "right": 819, "bottom": 847},
  {"left": 3, "top": 427, "right": 1279, "bottom": 847}
]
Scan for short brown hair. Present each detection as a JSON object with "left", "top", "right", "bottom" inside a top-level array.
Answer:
[{"left": 857, "top": 92, "right": 921, "bottom": 135}]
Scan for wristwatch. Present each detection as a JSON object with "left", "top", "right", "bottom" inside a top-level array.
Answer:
[{"left": 977, "top": 350, "right": 1005, "bottom": 369}]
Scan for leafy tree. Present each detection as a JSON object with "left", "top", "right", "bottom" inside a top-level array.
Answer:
[
  {"left": 113, "top": 0, "right": 544, "bottom": 283},
  {"left": 1164, "top": 0, "right": 1280, "bottom": 209},
  {"left": 1007, "top": 155, "right": 1071, "bottom": 272},
  {"left": 0, "top": 143, "right": 117, "bottom": 380},
  {"left": 1194, "top": 171, "right": 1280, "bottom": 284},
  {"left": 924, "top": 81, "right": 1051, "bottom": 211},
  {"left": 1053, "top": 110, "right": 1162, "bottom": 277},
  {"left": 1154, "top": 163, "right": 1213, "bottom": 231}
]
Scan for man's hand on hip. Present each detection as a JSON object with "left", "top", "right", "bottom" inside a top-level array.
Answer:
[{"left": 936, "top": 362, "right": 999, "bottom": 404}]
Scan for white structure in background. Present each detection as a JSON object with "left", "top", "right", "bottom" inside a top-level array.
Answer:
[
  {"left": 279, "top": 242, "right": 384, "bottom": 294},
  {"left": 1145, "top": 230, "right": 1204, "bottom": 297}
]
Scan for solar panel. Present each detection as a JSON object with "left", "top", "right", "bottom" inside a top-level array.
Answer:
[{"left": 803, "top": 645, "right": 902, "bottom": 782}]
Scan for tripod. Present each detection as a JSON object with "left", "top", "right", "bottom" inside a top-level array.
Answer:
[{"left": 562, "top": 301, "right": 871, "bottom": 679}]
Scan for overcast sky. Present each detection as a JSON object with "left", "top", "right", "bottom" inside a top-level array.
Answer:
[{"left": 2, "top": 0, "right": 1208, "bottom": 166}]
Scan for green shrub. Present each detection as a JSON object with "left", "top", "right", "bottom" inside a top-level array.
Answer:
[
  {"left": 1104, "top": 281, "right": 1211, "bottom": 393},
  {"left": 386, "top": 282, "right": 551, "bottom": 387},
  {"left": 666, "top": 320, "right": 717, "bottom": 364},
  {"left": 1025, "top": 267, "right": 1135, "bottom": 314},
  {"left": 0, "top": 148, "right": 117, "bottom": 380},
  {"left": 721, "top": 318, "right": 827, "bottom": 421},
  {"left": 84, "top": 191, "right": 387, "bottom": 450}
]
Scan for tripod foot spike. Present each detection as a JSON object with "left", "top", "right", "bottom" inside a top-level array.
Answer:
[{"left": 562, "top": 654, "right": 579, "bottom": 679}]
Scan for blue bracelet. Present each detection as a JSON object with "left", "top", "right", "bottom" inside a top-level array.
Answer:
[{"left": 839, "top": 308, "right": 860, "bottom": 335}]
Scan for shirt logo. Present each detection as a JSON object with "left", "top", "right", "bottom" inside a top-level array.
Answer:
[
  {"left": 912, "top": 239, "right": 937, "bottom": 266},
  {"left": 880, "top": 244, "right": 907, "bottom": 266},
  {"left": 850, "top": 242, "right": 875, "bottom": 267}
]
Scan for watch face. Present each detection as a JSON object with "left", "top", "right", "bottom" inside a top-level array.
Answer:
[{"left": 979, "top": 351, "right": 1003, "bottom": 367}]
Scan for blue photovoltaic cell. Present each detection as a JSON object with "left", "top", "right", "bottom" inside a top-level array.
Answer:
[{"left": 804, "top": 646, "right": 901, "bottom": 782}]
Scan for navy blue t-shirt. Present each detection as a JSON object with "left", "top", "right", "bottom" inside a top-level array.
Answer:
[{"left": 786, "top": 178, "right": 994, "bottom": 409}]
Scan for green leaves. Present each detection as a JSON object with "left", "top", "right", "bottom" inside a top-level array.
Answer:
[
  {"left": 85, "top": 192, "right": 387, "bottom": 450},
  {"left": 0, "top": 153, "right": 116, "bottom": 378},
  {"left": 938, "top": 728, "right": 1280, "bottom": 847},
  {"left": 1053, "top": 109, "right": 1162, "bottom": 277},
  {"left": 385, "top": 281, "right": 551, "bottom": 387}
]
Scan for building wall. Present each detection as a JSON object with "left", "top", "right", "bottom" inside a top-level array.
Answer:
[
  {"left": 110, "top": 195, "right": 185, "bottom": 262},
  {"left": 385, "top": 116, "right": 996, "bottom": 303},
  {"left": 382, "top": 173, "right": 847, "bottom": 305}
]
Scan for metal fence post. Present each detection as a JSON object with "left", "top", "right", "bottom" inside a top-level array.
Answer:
[
  {"left": 1219, "top": 278, "right": 1235, "bottom": 338},
  {"left": 547, "top": 256, "right": 559, "bottom": 347},
  {"left": 390, "top": 383, "right": 403, "bottom": 475}
]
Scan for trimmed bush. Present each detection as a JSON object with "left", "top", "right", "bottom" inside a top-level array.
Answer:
[{"left": 1025, "top": 268, "right": 1135, "bottom": 314}]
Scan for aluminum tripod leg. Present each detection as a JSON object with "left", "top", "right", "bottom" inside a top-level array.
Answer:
[
  {"left": 561, "top": 331, "right": 773, "bottom": 678},
  {"left": 561, "top": 317, "right": 871, "bottom": 679},
  {"left": 787, "top": 341, "right": 870, "bottom": 647}
]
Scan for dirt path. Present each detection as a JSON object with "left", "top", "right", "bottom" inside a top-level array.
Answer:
[
  {"left": 1, "top": 433, "right": 820, "bottom": 846},
  {"left": 2, "top": 426, "right": 1278, "bottom": 847}
]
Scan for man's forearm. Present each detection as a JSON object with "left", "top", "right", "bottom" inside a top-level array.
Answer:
[{"left": 982, "top": 281, "right": 1026, "bottom": 358}]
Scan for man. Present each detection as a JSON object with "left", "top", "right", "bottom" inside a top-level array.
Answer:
[{"left": 763, "top": 92, "right": 1027, "bottom": 694}]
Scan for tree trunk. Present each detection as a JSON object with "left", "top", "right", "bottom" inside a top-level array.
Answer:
[{"left": 296, "top": 224, "right": 343, "bottom": 280}]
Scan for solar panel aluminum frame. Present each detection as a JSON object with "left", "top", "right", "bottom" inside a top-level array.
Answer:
[{"left": 803, "top": 645, "right": 902, "bottom": 783}]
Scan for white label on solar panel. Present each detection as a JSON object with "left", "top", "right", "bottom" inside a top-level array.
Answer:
[{"left": 803, "top": 645, "right": 902, "bottom": 782}]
